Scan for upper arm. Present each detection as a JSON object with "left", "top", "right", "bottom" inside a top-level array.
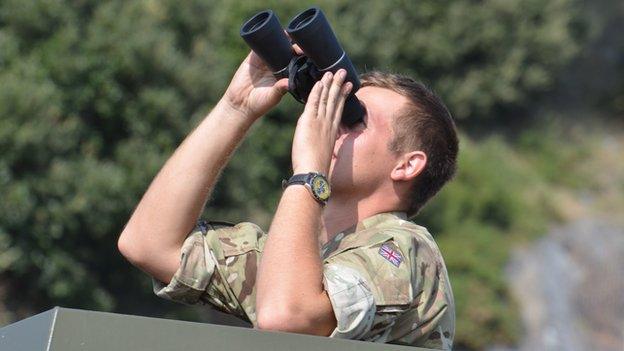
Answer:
[
  {"left": 153, "top": 221, "right": 266, "bottom": 322},
  {"left": 324, "top": 233, "right": 455, "bottom": 347},
  {"left": 323, "top": 240, "right": 413, "bottom": 341}
]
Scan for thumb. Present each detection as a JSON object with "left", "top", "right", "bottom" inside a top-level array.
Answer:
[{"left": 274, "top": 78, "right": 289, "bottom": 95}]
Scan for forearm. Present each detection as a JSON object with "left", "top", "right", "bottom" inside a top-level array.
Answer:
[
  {"left": 256, "top": 186, "right": 335, "bottom": 334},
  {"left": 255, "top": 71, "right": 349, "bottom": 334},
  {"left": 118, "top": 99, "right": 255, "bottom": 282}
]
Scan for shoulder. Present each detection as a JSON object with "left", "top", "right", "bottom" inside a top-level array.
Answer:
[
  {"left": 324, "top": 219, "right": 447, "bottom": 306},
  {"left": 322, "top": 216, "right": 455, "bottom": 345},
  {"left": 323, "top": 224, "right": 416, "bottom": 306},
  {"left": 378, "top": 220, "right": 451, "bottom": 296},
  {"left": 370, "top": 218, "right": 448, "bottom": 273},
  {"left": 341, "top": 218, "right": 442, "bottom": 267}
]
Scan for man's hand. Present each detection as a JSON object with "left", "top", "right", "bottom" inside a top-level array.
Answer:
[
  {"left": 291, "top": 69, "right": 352, "bottom": 175},
  {"left": 119, "top": 51, "right": 292, "bottom": 284},
  {"left": 223, "top": 51, "right": 290, "bottom": 120},
  {"left": 256, "top": 70, "right": 351, "bottom": 336}
]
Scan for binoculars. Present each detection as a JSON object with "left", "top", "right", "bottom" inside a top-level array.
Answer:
[{"left": 240, "top": 7, "right": 365, "bottom": 126}]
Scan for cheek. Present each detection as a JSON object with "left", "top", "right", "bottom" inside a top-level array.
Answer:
[
  {"left": 354, "top": 135, "right": 395, "bottom": 171},
  {"left": 332, "top": 132, "right": 385, "bottom": 170},
  {"left": 355, "top": 135, "right": 380, "bottom": 160}
]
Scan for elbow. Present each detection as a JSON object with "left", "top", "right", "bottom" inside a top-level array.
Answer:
[
  {"left": 118, "top": 227, "right": 179, "bottom": 284},
  {"left": 257, "top": 306, "right": 304, "bottom": 333},
  {"left": 117, "top": 226, "right": 145, "bottom": 267},
  {"left": 117, "top": 231, "right": 131, "bottom": 260},
  {"left": 256, "top": 306, "right": 323, "bottom": 335}
]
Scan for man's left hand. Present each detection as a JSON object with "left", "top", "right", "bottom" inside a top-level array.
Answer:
[{"left": 291, "top": 69, "right": 353, "bottom": 175}]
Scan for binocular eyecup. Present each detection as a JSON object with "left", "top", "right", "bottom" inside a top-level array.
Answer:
[{"left": 240, "top": 7, "right": 365, "bottom": 126}]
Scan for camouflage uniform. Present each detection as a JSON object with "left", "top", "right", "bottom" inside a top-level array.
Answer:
[{"left": 154, "top": 212, "right": 455, "bottom": 350}]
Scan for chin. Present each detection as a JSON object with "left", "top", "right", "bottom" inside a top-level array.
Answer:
[
  {"left": 328, "top": 159, "right": 357, "bottom": 193},
  {"left": 328, "top": 173, "right": 355, "bottom": 195}
]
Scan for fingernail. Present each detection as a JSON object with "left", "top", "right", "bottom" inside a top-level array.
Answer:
[
  {"left": 324, "top": 72, "right": 332, "bottom": 79},
  {"left": 339, "top": 69, "right": 346, "bottom": 78}
]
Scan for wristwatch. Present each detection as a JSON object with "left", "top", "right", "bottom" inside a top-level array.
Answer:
[{"left": 282, "top": 172, "right": 331, "bottom": 205}]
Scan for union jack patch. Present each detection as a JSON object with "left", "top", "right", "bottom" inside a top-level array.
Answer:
[{"left": 379, "top": 243, "right": 403, "bottom": 267}]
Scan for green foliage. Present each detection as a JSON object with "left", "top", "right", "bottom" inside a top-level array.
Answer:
[
  {"left": 418, "top": 137, "right": 553, "bottom": 349},
  {"left": 0, "top": 0, "right": 601, "bottom": 349},
  {"left": 517, "top": 121, "right": 594, "bottom": 188},
  {"left": 320, "top": 0, "right": 584, "bottom": 120}
]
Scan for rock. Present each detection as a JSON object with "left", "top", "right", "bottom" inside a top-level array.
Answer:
[{"left": 507, "top": 218, "right": 624, "bottom": 351}]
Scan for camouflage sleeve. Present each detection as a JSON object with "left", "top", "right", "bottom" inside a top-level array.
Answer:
[
  {"left": 152, "top": 227, "right": 216, "bottom": 305},
  {"left": 153, "top": 220, "right": 266, "bottom": 324},
  {"left": 323, "top": 263, "right": 376, "bottom": 339},
  {"left": 323, "top": 240, "right": 412, "bottom": 342}
]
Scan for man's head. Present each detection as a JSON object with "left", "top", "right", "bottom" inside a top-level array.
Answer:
[{"left": 329, "top": 71, "right": 458, "bottom": 217}]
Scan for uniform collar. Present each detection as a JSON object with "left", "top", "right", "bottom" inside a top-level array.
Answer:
[
  {"left": 358, "top": 211, "right": 407, "bottom": 231},
  {"left": 321, "top": 211, "right": 407, "bottom": 260}
]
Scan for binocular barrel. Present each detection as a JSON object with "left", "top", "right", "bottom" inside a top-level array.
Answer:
[
  {"left": 240, "top": 10, "right": 292, "bottom": 78},
  {"left": 286, "top": 8, "right": 361, "bottom": 92},
  {"left": 240, "top": 7, "right": 365, "bottom": 125}
]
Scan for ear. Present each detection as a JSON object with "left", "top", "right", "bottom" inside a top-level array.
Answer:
[{"left": 390, "top": 151, "right": 427, "bottom": 182}]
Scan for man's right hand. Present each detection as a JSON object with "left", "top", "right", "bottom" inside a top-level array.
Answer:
[
  {"left": 120, "top": 50, "right": 289, "bottom": 283},
  {"left": 223, "top": 51, "right": 290, "bottom": 120}
]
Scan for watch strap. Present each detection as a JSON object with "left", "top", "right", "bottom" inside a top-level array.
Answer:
[
  {"left": 282, "top": 173, "right": 310, "bottom": 188},
  {"left": 282, "top": 172, "right": 329, "bottom": 205}
]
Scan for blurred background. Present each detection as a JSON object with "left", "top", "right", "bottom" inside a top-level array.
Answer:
[{"left": 0, "top": 0, "right": 622, "bottom": 350}]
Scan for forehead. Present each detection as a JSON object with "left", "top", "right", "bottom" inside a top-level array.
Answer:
[{"left": 355, "top": 86, "right": 410, "bottom": 124}]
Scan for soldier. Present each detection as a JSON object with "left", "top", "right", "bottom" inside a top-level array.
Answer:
[{"left": 118, "top": 46, "right": 458, "bottom": 350}]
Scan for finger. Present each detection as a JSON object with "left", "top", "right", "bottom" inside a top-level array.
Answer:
[
  {"left": 292, "top": 43, "right": 304, "bottom": 56},
  {"left": 303, "top": 80, "right": 322, "bottom": 117},
  {"left": 274, "top": 78, "right": 289, "bottom": 95},
  {"left": 318, "top": 72, "right": 333, "bottom": 119},
  {"left": 333, "top": 82, "right": 353, "bottom": 128},
  {"left": 283, "top": 30, "right": 304, "bottom": 56},
  {"left": 325, "top": 69, "right": 347, "bottom": 123}
]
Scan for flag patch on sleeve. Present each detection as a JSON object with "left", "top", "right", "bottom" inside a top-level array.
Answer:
[{"left": 379, "top": 243, "right": 403, "bottom": 267}]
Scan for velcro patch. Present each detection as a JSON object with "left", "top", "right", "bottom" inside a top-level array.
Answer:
[{"left": 379, "top": 243, "right": 403, "bottom": 267}]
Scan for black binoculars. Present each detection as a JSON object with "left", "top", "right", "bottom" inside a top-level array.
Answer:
[{"left": 240, "top": 7, "right": 365, "bottom": 126}]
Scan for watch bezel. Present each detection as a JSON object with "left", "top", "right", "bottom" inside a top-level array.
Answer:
[
  {"left": 283, "top": 172, "right": 331, "bottom": 205},
  {"left": 308, "top": 173, "right": 331, "bottom": 203}
]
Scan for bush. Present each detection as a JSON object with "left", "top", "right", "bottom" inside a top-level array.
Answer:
[{"left": 0, "top": 0, "right": 591, "bottom": 349}]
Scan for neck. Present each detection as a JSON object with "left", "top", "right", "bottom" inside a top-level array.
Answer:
[{"left": 320, "top": 191, "right": 401, "bottom": 245}]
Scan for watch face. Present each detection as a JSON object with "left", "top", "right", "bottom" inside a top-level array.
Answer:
[{"left": 311, "top": 175, "right": 331, "bottom": 202}]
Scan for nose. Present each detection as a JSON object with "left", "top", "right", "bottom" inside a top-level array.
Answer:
[{"left": 333, "top": 125, "right": 349, "bottom": 154}]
